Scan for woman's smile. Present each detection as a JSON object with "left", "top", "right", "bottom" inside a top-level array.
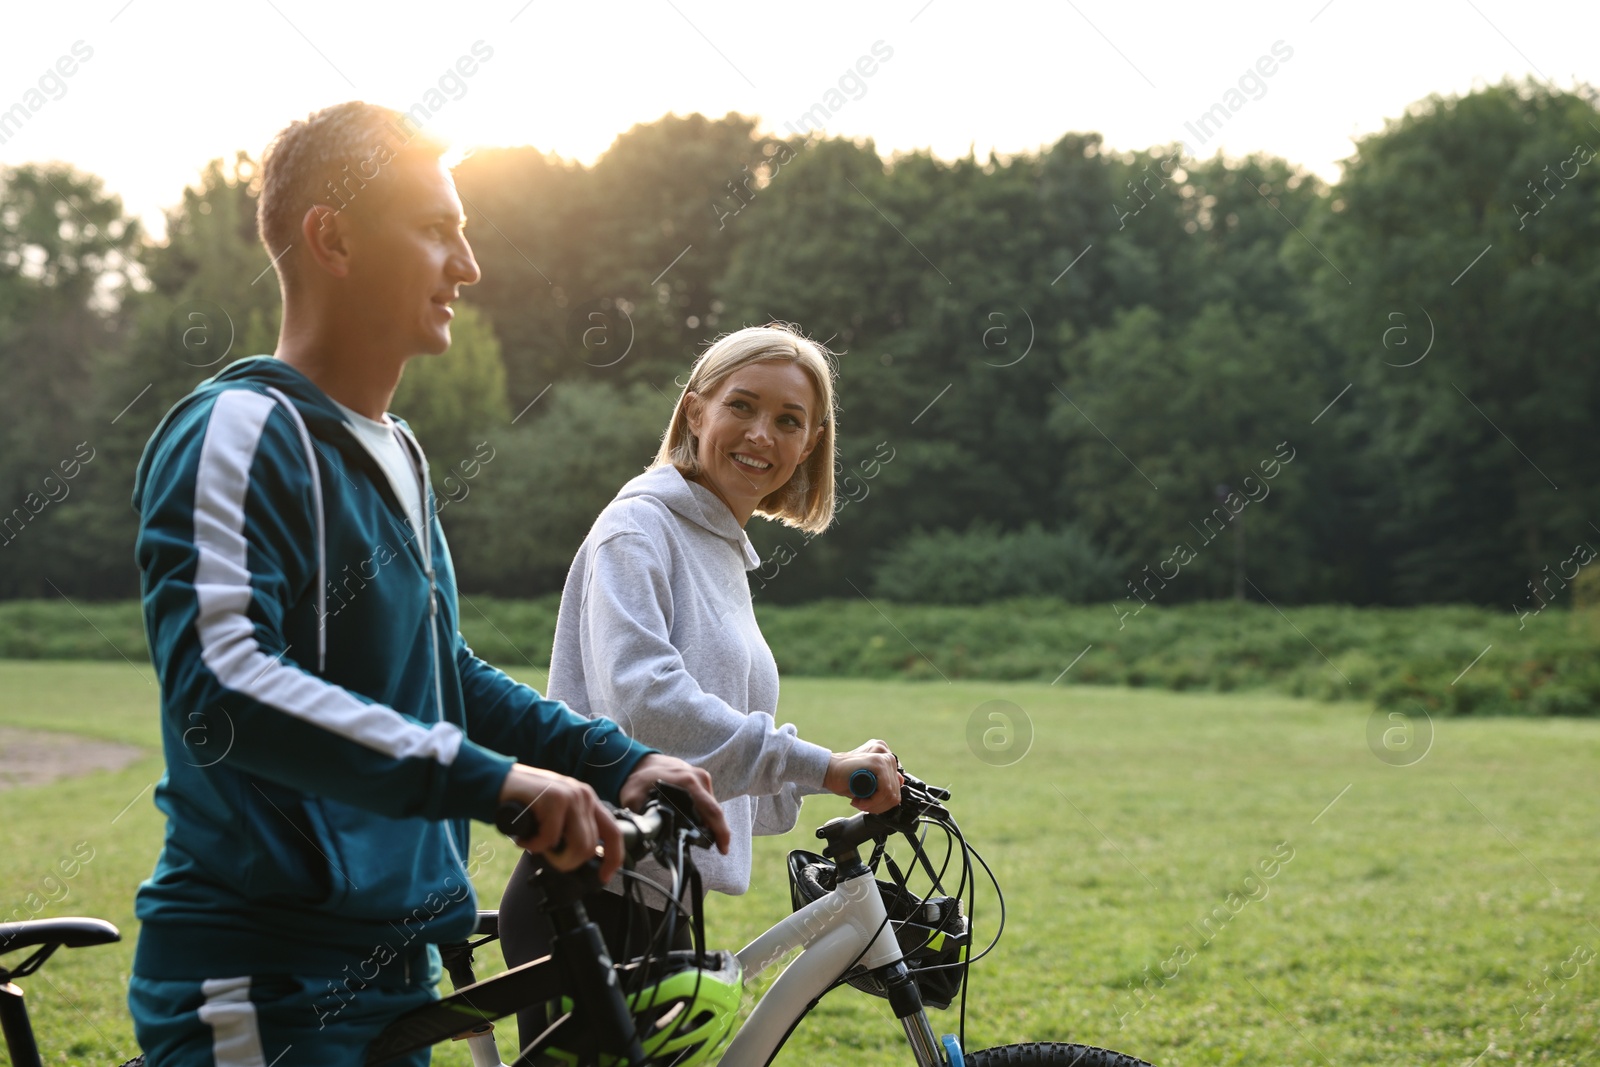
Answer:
[{"left": 687, "top": 359, "right": 821, "bottom": 525}]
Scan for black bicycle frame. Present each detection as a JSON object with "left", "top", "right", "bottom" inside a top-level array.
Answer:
[{"left": 366, "top": 861, "right": 648, "bottom": 1066}]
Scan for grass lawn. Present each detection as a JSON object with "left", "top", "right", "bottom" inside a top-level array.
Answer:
[{"left": 1, "top": 660, "right": 1595, "bottom": 1065}]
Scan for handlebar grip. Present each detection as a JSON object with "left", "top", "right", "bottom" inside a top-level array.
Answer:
[
  {"left": 848, "top": 768, "right": 878, "bottom": 798},
  {"left": 496, "top": 802, "right": 540, "bottom": 840},
  {"left": 500, "top": 802, "right": 659, "bottom": 863}
]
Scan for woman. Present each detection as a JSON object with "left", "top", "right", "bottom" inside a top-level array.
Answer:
[{"left": 498, "top": 324, "right": 901, "bottom": 1039}]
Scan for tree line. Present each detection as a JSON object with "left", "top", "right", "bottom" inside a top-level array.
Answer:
[{"left": 1, "top": 79, "right": 1596, "bottom": 612}]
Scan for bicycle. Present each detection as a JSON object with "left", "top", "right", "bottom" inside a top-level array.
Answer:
[
  {"left": 0, "top": 786, "right": 702, "bottom": 1067},
  {"left": 0, "top": 775, "right": 1156, "bottom": 1067},
  {"left": 377, "top": 768, "right": 1155, "bottom": 1067}
]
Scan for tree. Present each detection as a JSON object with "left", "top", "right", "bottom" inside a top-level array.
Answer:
[
  {"left": 12, "top": 89, "right": 1597, "bottom": 608},
  {"left": 391, "top": 301, "right": 509, "bottom": 475},
  {"left": 1050, "top": 301, "right": 1323, "bottom": 602},
  {"left": 451, "top": 380, "right": 671, "bottom": 595},
  {"left": 1300, "top": 79, "right": 1600, "bottom": 604},
  {"left": 60, "top": 154, "right": 277, "bottom": 597},
  {"left": 0, "top": 163, "right": 141, "bottom": 597},
  {"left": 454, "top": 114, "right": 774, "bottom": 408}
]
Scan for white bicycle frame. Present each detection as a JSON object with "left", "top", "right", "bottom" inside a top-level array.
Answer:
[
  {"left": 461, "top": 863, "right": 946, "bottom": 1067},
  {"left": 721, "top": 864, "right": 943, "bottom": 1067}
]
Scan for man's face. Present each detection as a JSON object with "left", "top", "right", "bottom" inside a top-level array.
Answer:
[{"left": 345, "top": 155, "right": 480, "bottom": 358}]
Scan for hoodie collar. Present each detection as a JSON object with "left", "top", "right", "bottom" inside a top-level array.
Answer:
[
  {"left": 618, "top": 465, "right": 761, "bottom": 570},
  {"left": 209, "top": 356, "right": 351, "bottom": 428},
  {"left": 132, "top": 355, "right": 403, "bottom": 509}
]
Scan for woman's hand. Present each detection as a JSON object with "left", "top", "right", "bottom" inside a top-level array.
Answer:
[
  {"left": 824, "top": 739, "right": 902, "bottom": 814},
  {"left": 619, "top": 753, "right": 732, "bottom": 855},
  {"left": 497, "top": 764, "right": 627, "bottom": 882}
]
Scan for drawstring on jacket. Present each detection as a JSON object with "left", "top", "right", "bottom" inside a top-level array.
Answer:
[{"left": 264, "top": 386, "right": 327, "bottom": 673}]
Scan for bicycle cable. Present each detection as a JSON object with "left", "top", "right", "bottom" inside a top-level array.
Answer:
[
  {"left": 906, "top": 815, "right": 1005, "bottom": 971},
  {"left": 819, "top": 809, "right": 966, "bottom": 1000},
  {"left": 618, "top": 827, "right": 712, "bottom": 1055},
  {"left": 875, "top": 814, "right": 960, "bottom": 967},
  {"left": 858, "top": 806, "right": 1007, "bottom": 1054},
  {"left": 613, "top": 866, "right": 696, "bottom": 928},
  {"left": 932, "top": 810, "right": 1006, "bottom": 1053}
]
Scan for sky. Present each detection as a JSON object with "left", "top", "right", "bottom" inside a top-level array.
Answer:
[{"left": 2, "top": 0, "right": 1596, "bottom": 240}]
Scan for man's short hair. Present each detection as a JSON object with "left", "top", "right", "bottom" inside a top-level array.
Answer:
[{"left": 256, "top": 101, "right": 447, "bottom": 289}]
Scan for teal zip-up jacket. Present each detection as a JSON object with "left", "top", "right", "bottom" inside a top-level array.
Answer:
[{"left": 131, "top": 356, "right": 652, "bottom": 979}]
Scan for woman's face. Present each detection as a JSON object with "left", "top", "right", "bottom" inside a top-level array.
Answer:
[{"left": 685, "top": 359, "right": 823, "bottom": 526}]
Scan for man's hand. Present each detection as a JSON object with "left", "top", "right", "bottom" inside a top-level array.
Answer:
[
  {"left": 823, "top": 739, "right": 902, "bottom": 814},
  {"left": 618, "top": 753, "right": 731, "bottom": 855},
  {"left": 497, "top": 764, "right": 627, "bottom": 883}
]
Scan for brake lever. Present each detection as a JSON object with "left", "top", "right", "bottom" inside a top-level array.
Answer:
[
  {"left": 886, "top": 781, "right": 954, "bottom": 831},
  {"left": 900, "top": 769, "right": 951, "bottom": 802},
  {"left": 650, "top": 781, "right": 715, "bottom": 851}
]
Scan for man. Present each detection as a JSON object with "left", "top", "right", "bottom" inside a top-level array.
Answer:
[{"left": 127, "top": 101, "right": 729, "bottom": 1064}]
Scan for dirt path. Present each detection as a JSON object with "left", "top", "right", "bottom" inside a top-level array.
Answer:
[{"left": 0, "top": 726, "right": 146, "bottom": 790}]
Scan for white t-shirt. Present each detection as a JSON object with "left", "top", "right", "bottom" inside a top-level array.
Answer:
[{"left": 332, "top": 400, "right": 427, "bottom": 550}]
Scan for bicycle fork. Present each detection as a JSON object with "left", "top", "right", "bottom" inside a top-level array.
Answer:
[{"left": 879, "top": 960, "right": 944, "bottom": 1066}]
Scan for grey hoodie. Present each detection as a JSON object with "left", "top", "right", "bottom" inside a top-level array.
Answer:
[{"left": 548, "top": 464, "right": 832, "bottom": 895}]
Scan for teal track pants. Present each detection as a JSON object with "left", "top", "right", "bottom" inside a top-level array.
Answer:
[{"left": 128, "top": 957, "right": 439, "bottom": 1066}]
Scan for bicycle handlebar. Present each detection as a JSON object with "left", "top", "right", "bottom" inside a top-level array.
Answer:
[
  {"left": 494, "top": 781, "right": 714, "bottom": 870},
  {"left": 845, "top": 766, "right": 951, "bottom": 805},
  {"left": 488, "top": 783, "right": 712, "bottom": 1067},
  {"left": 817, "top": 766, "right": 953, "bottom": 860},
  {"left": 494, "top": 801, "right": 659, "bottom": 860}
]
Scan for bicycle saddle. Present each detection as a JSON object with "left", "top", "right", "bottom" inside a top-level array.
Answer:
[{"left": 0, "top": 917, "right": 121, "bottom": 956}]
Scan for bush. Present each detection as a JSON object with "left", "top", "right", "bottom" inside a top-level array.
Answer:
[
  {"left": 871, "top": 522, "right": 1124, "bottom": 604},
  {"left": 3, "top": 598, "right": 1595, "bottom": 717},
  {"left": 0, "top": 600, "right": 147, "bottom": 661}
]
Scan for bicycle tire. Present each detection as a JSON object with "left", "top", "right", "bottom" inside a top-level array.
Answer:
[{"left": 966, "top": 1042, "right": 1156, "bottom": 1067}]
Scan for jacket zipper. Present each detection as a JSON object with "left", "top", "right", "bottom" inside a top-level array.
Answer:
[{"left": 397, "top": 426, "right": 473, "bottom": 891}]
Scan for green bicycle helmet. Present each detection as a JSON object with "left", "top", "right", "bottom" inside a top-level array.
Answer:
[{"left": 543, "top": 948, "right": 743, "bottom": 1067}]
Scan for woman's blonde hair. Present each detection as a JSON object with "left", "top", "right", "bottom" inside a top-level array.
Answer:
[{"left": 653, "top": 323, "right": 837, "bottom": 534}]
